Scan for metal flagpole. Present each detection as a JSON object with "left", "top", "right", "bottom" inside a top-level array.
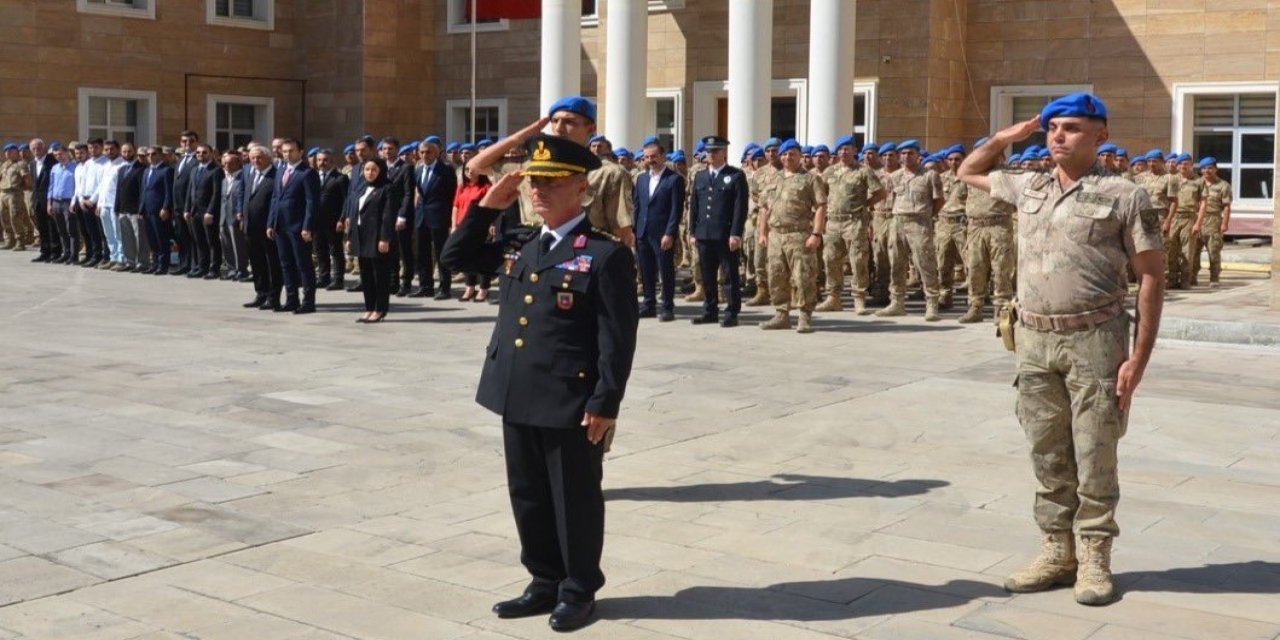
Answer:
[{"left": 470, "top": 0, "right": 478, "bottom": 144}]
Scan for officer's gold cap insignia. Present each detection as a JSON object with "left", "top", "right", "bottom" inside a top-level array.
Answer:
[{"left": 532, "top": 141, "right": 552, "bottom": 162}]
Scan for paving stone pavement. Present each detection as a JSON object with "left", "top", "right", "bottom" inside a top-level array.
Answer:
[{"left": 1, "top": 255, "right": 1278, "bottom": 640}]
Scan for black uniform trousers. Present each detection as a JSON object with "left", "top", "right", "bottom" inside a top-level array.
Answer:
[
  {"left": 313, "top": 223, "right": 345, "bottom": 283},
  {"left": 189, "top": 216, "right": 221, "bottom": 273},
  {"left": 174, "top": 215, "right": 192, "bottom": 269},
  {"left": 247, "top": 228, "right": 283, "bottom": 298},
  {"left": 144, "top": 214, "right": 172, "bottom": 272},
  {"left": 415, "top": 226, "right": 452, "bottom": 293},
  {"left": 696, "top": 239, "right": 742, "bottom": 316},
  {"left": 396, "top": 226, "right": 415, "bottom": 289},
  {"left": 635, "top": 234, "right": 676, "bottom": 313},
  {"left": 502, "top": 421, "right": 605, "bottom": 603},
  {"left": 32, "top": 198, "right": 55, "bottom": 258}
]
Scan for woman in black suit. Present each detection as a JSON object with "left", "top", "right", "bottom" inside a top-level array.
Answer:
[{"left": 343, "top": 159, "right": 397, "bottom": 322}]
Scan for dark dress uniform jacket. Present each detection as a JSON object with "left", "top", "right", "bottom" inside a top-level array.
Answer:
[
  {"left": 317, "top": 170, "right": 350, "bottom": 230},
  {"left": 689, "top": 165, "right": 749, "bottom": 241},
  {"left": 441, "top": 204, "right": 639, "bottom": 429}
]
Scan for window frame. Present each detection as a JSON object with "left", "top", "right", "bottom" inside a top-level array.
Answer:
[
  {"left": 447, "top": 0, "right": 510, "bottom": 34},
  {"left": 646, "top": 88, "right": 683, "bottom": 153},
  {"left": 206, "top": 0, "right": 274, "bottom": 31},
  {"left": 1173, "top": 82, "right": 1278, "bottom": 217},
  {"left": 990, "top": 84, "right": 1093, "bottom": 155},
  {"left": 76, "top": 0, "right": 155, "bottom": 20},
  {"left": 205, "top": 94, "right": 274, "bottom": 152},
  {"left": 77, "top": 88, "right": 156, "bottom": 145},
  {"left": 445, "top": 98, "right": 509, "bottom": 144}
]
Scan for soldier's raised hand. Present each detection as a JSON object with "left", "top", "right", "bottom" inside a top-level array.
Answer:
[{"left": 478, "top": 170, "right": 524, "bottom": 211}]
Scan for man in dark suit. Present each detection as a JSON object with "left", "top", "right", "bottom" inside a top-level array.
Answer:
[
  {"left": 688, "top": 135, "right": 750, "bottom": 327},
  {"left": 186, "top": 144, "right": 222, "bottom": 279},
  {"left": 406, "top": 136, "right": 457, "bottom": 299},
  {"left": 113, "top": 143, "right": 148, "bottom": 272},
  {"left": 138, "top": 147, "right": 174, "bottom": 275},
  {"left": 382, "top": 137, "right": 417, "bottom": 296},
  {"left": 313, "top": 149, "right": 349, "bottom": 290},
  {"left": 267, "top": 138, "right": 321, "bottom": 314},
  {"left": 27, "top": 139, "right": 58, "bottom": 262},
  {"left": 441, "top": 134, "right": 638, "bottom": 633},
  {"left": 217, "top": 150, "right": 248, "bottom": 280},
  {"left": 171, "top": 130, "right": 200, "bottom": 275},
  {"left": 633, "top": 138, "right": 686, "bottom": 321},
  {"left": 242, "top": 145, "right": 282, "bottom": 309}
]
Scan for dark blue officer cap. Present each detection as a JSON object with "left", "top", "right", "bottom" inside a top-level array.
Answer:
[
  {"left": 524, "top": 133, "right": 602, "bottom": 178},
  {"left": 701, "top": 135, "right": 729, "bottom": 150},
  {"left": 547, "top": 96, "right": 597, "bottom": 123},
  {"left": 1039, "top": 92, "right": 1108, "bottom": 130}
]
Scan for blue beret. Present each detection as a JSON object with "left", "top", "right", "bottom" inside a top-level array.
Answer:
[
  {"left": 945, "top": 144, "right": 965, "bottom": 157},
  {"left": 743, "top": 142, "right": 760, "bottom": 153},
  {"left": 1096, "top": 143, "right": 1118, "bottom": 155},
  {"left": 444, "top": 142, "right": 460, "bottom": 153},
  {"left": 669, "top": 151, "right": 687, "bottom": 163},
  {"left": 1117, "top": 148, "right": 1128, "bottom": 158},
  {"left": 18, "top": 144, "right": 28, "bottom": 152},
  {"left": 1176, "top": 153, "right": 1192, "bottom": 163},
  {"left": 306, "top": 147, "right": 320, "bottom": 157},
  {"left": 799, "top": 145, "right": 813, "bottom": 156},
  {"left": 1037, "top": 149, "right": 1051, "bottom": 159},
  {"left": 2, "top": 143, "right": 16, "bottom": 152},
  {"left": 897, "top": 139, "right": 921, "bottom": 152},
  {"left": 633, "top": 150, "right": 644, "bottom": 159},
  {"left": 1039, "top": 92, "right": 1108, "bottom": 130},
  {"left": 1023, "top": 145, "right": 1041, "bottom": 154},
  {"left": 641, "top": 135, "right": 661, "bottom": 148},
  {"left": 423, "top": 135, "right": 443, "bottom": 146},
  {"left": 777, "top": 139, "right": 801, "bottom": 155},
  {"left": 878, "top": 142, "right": 897, "bottom": 154},
  {"left": 1145, "top": 148, "right": 1163, "bottom": 158},
  {"left": 1197, "top": 156, "right": 1217, "bottom": 168},
  {"left": 547, "top": 95, "right": 597, "bottom": 123},
  {"left": 1131, "top": 155, "right": 1148, "bottom": 164},
  {"left": 813, "top": 144, "right": 830, "bottom": 155},
  {"left": 613, "top": 147, "right": 630, "bottom": 158},
  {"left": 459, "top": 143, "right": 476, "bottom": 153},
  {"left": 49, "top": 142, "right": 62, "bottom": 151},
  {"left": 1008, "top": 153, "right": 1022, "bottom": 163},
  {"left": 342, "top": 144, "right": 356, "bottom": 154},
  {"left": 974, "top": 137, "right": 990, "bottom": 148},
  {"left": 397, "top": 143, "right": 414, "bottom": 155},
  {"left": 587, "top": 134, "right": 605, "bottom": 144},
  {"left": 1165, "top": 153, "right": 1178, "bottom": 162},
  {"left": 859, "top": 142, "right": 877, "bottom": 154},
  {"left": 763, "top": 137, "right": 783, "bottom": 148},
  {"left": 693, "top": 140, "right": 706, "bottom": 154},
  {"left": 750, "top": 147, "right": 765, "bottom": 160}
]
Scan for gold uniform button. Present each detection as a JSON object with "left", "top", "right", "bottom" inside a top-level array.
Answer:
[
  {"left": 529, "top": 273, "right": 539, "bottom": 282},
  {"left": 524, "top": 294, "right": 534, "bottom": 304},
  {"left": 518, "top": 317, "right": 529, "bottom": 326},
  {"left": 514, "top": 338, "right": 525, "bottom": 348}
]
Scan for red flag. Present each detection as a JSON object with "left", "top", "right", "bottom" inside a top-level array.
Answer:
[{"left": 471, "top": 0, "right": 540, "bottom": 20}]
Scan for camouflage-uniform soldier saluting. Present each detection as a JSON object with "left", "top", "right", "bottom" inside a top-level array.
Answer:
[
  {"left": 816, "top": 135, "right": 885, "bottom": 315},
  {"left": 757, "top": 139, "right": 827, "bottom": 333},
  {"left": 959, "top": 93, "right": 1165, "bottom": 606}
]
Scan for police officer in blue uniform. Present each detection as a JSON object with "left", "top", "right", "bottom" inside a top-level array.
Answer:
[
  {"left": 688, "top": 135, "right": 749, "bottom": 327},
  {"left": 440, "top": 133, "right": 639, "bottom": 633}
]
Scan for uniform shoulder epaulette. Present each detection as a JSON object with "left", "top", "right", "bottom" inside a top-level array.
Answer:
[{"left": 590, "top": 226, "right": 621, "bottom": 242}]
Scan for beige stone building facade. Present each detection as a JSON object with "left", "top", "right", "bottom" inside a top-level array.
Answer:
[{"left": 1, "top": 0, "right": 1276, "bottom": 238}]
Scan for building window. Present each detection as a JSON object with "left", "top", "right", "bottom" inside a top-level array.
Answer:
[
  {"left": 446, "top": 99, "right": 508, "bottom": 144},
  {"left": 77, "top": 0, "right": 155, "bottom": 19},
  {"left": 647, "top": 90, "right": 682, "bottom": 152},
  {"left": 851, "top": 81, "right": 878, "bottom": 148},
  {"left": 447, "top": 0, "right": 509, "bottom": 34},
  {"left": 990, "top": 84, "right": 1093, "bottom": 154},
  {"left": 77, "top": 88, "right": 156, "bottom": 145},
  {"left": 1192, "top": 93, "right": 1276, "bottom": 202},
  {"left": 205, "top": 94, "right": 273, "bottom": 152},
  {"left": 770, "top": 97, "right": 798, "bottom": 141},
  {"left": 207, "top": 0, "right": 274, "bottom": 30}
]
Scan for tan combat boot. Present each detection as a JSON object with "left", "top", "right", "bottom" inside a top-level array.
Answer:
[
  {"left": 958, "top": 305, "right": 983, "bottom": 323},
  {"left": 0, "top": 239, "right": 14, "bottom": 251},
  {"left": 815, "top": 294, "right": 841, "bottom": 312},
  {"left": 796, "top": 312, "right": 814, "bottom": 333},
  {"left": 939, "top": 291, "right": 954, "bottom": 309},
  {"left": 685, "top": 286, "right": 705, "bottom": 302},
  {"left": 760, "top": 311, "right": 790, "bottom": 330},
  {"left": 924, "top": 298, "right": 942, "bottom": 321},
  {"left": 746, "top": 290, "right": 771, "bottom": 307},
  {"left": 1074, "top": 535, "right": 1116, "bottom": 605},
  {"left": 853, "top": 296, "right": 869, "bottom": 315},
  {"left": 1004, "top": 531, "right": 1077, "bottom": 593},
  {"left": 874, "top": 295, "right": 906, "bottom": 317}
]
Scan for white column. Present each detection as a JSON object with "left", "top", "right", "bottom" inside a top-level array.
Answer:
[
  {"left": 604, "top": 0, "right": 648, "bottom": 150},
  {"left": 727, "top": 0, "right": 773, "bottom": 163},
  {"left": 806, "top": 0, "right": 855, "bottom": 148},
  {"left": 540, "top": 0, "right": 583, "bottom": 115}
]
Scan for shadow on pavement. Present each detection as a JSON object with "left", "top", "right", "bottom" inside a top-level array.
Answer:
[
  {"left": 603, "top": 576, "right": 1005, "bottom": 621},
  {"left": 605, "top": 474, "right": 948, "bottom": 502},
  {"left": 1121, "top": 561, "right": 1280, "bottom": 594}
]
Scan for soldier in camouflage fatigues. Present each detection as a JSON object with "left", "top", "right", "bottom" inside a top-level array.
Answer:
[
  {"left": 758, "top": 140, "right": 827, "bottom": 333},
  {"left": 961, "top": 95, "right": 1165, "bottom": 607},
  {"left": 876, "top": 140, "right": 944, "bottom": 321},
  {"left": 1165, "top": 156, "right": 1203, "bottom": 289},
  {"left": 936, "top": 149, "right": 969, "bottom": 308},
  {"left": 1194, "top": 158, "right": 1231, "bottom": 287},
  {"left": 816, "top": 136, "right": 885, "bottom": 315},
  {"left": 0, "top": 145, "right": 34, "bottom": 250},
  {"left": 746, "top": 139, "right": 784, "bottom": 306},
  {"left": 959, "top": 138, "right": 1017, "bottom": 323},
  {"left": 868, "top": 143, "right": 897, "bottom": 304},
  {"left": 684, "top": 151, "right": 708, "bottom": 302}
]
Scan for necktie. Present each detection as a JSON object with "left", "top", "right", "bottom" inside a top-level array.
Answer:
[
  {"left": 145, "top": 168, "right": 152, "bottom": 186},
  {"left": 422, "top": 166, "right": 431, "bottom": 188},
  {"left": 539, "top": 232, "right": 554, "bottom": 258},
  {"left": 253, "top": 170, "right": 263, "bottom": 192},
  {"left": 282, "top": 165, "right": 294, "bottom": 186}
]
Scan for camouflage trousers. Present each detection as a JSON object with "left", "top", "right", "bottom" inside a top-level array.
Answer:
[
  {"left": 934, "top": 216, "right": 967, "bottom": 292},
  {"left": 1016, "top": 311, "right": 1130, "bottom": 538},
  {"left": 870, "top": 214, "right": 893, "bottom": 297},
  {"left": 0, "top": 191, "right": 34, "bottom": 244},
  {"left": 745, "top": 214, "right": 767, "bottom": 287},
  {"left": 822, "top": 215, "right": 871, "bottom": 298},
  {"left": 1165, "top": 216, "right": 1196, "bottom": 287},
  {"left": 965, "top": 220, "right": 1015, "bottom": 307},
  {"left": 889, "top": 214, "right": 940, "bottom": 300},
  {"left": 767, "top": 230, "right": 818, "bottom": 313},
  {"left": 1197, "top": 215, "right": 1224, "bottom": 283}
]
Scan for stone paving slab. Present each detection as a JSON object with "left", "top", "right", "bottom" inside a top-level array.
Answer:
[{"left": 1, "top": 255, "right": 1279, "bottom": 639}]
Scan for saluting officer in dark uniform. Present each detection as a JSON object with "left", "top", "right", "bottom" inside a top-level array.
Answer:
[
  {"left": 440, "top": 134, "right": 639, "bottom": 633},
  {"left": 688, "top": 135, "right": 749, "bottom": 327}
]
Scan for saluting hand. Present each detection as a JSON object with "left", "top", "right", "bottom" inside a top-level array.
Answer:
[
  {"left": 478, "top": 171, "right": 524, "bottom": 210},
  {"left": 517, "top": 116, "right": 552, "bottom": 142},
  {"left": 996, "top": 117, "right": 1042, "bottom": 145},
  {"left": 582, "top": 412, "right": 615, "bottom": 445}
]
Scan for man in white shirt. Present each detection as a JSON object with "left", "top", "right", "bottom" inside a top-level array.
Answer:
[
  {"left": 71, "top": 141, "right": 102, "bottom": 265},
  {"left": 95, "top": 140, "right": 127, "bottom": 269}
]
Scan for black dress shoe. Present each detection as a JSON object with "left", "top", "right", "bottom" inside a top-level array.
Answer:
[
  {"left": 237, "top": 273, "right": 253, "bottom": 282},
  {"left": 243, "top": 296, "right": 267, "bottom": 308},
  {"left": 153, "top": 268, "right": 167, "bottom": 276},
  {"left": 325, "top": 280, "right": 345, "bottom": 291},
  {"left": 394, "top": 284, "right": 410, "bottom": 297},
  {"left": 259, "top": 299, "right": 281, "bottom": 311},
  {"left": 346, "top": 282, "right": 364, "bottom": 292},
  {"left": 293, "top": 301, "right": 316, "bottom": 314},
  {"left": 691, "top": 314, "right": 719, "bottom": 325},
  {"left": 720, "top": 315, "right": 739, "bottom": 328},
  {"left": 408, "top": 288, "right": 431, "bottom": 298},
  {"left": 203, "top": 271, "right": 219, "bottom": 280},
  {"left": 31, "top": 255, "right": 48, "bottom": 263},
  {"left": 548, "top": 600, "right": 596, "bottom": 632},
  {"left": 658, "top": 310, "right": 675, "bottom": 322},
  {"left": 492, "top": 591, "right": 557, "bottom": 619},
  {"left": 638, "top": 308, "right": 657, "bottom": 319},
  {"left": 278, "top": 299, "right": 300, "bottom": 313},
  {"left": 433, "top": 289, "right": 452, "bottom": 301}
]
